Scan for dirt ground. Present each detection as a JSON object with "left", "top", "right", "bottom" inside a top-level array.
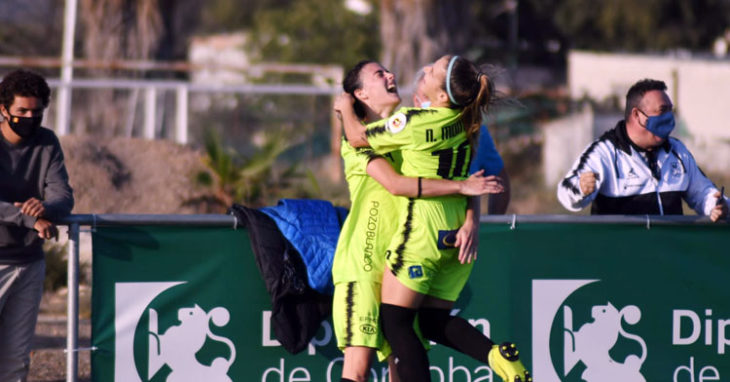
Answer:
[
  {"left": 29, "top": 291, "right": 91, "bottom": 382},
  {"left": 29, "top": 317, "right": 91, "bottom": 382},
  {"left": 60, "top": 135, "right": 214, "bottom": 215}
]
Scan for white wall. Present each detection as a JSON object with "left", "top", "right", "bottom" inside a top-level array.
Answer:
[
  {"left": 569, "top": 51, "right": 730, "bottom": 142},
  {"left": 569, "top": 51, "right": 730, "bottom": 173},
  {"left": 542, "top": 104, "right": 594, "bottom": 188}
]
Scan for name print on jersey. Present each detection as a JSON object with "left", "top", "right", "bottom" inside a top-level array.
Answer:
[
  {"left": 425, "top": 120, "right": 465, "bottom": 143},
  {"left": 362, "top": 200, "right": 380, "bottom": 272}
]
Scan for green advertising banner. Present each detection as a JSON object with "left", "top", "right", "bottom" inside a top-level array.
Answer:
[{"left": 92, "top": 222, "right": 730, "bottom": 381}]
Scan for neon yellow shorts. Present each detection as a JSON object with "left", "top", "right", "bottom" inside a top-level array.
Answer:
[
  {"left": 332, "top": 280, "right": 393, "bottom": 360},
  {"left": 385, "top": 196, "right": 474, "bottom": 301}
]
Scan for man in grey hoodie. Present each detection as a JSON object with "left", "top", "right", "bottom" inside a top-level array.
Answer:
[{"left": 0, "top": 69, "right": 73, "bottom": 381}]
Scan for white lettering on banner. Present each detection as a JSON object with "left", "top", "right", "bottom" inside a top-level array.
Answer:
[
  {"left": 468, "top": 318, "right": 491, "bottom": 338},
  {"left": 429, "top": 357, "right": 494, "bottom": 382},
  {"left": 261, "top": 310, "right": 333, "bottom": 355},
  {"left": 264, "top": 357, "right": 388, "bottom": 382},
  {"left": 323, "top": 357, "right": 387, "bottom": 382},
  {"left": 262, "top": 311, "right": 281, "bottom": 347},
  {"left": 674, "top": 310, "right": 702, "bottom": 345},
  {"left": 261, "top": 359, "right": 312, "bottom": 382},
  {"left": 262, "top": 309, "right": 488, "bottom": 356},
  {"left": 325, "top": 357, "right": 343, "bottom": 382},
  {"left": 673, "top": 309, "right": 730, "bottom": 354},
  {"left": 262, "top": 356, "right": 495, "bottom": 382},
  {"left": 306, "top": 320, "right": 332, "bottom": 355},
  {"left": 673, "top": 357, "right": 721, "bottom": 382}
]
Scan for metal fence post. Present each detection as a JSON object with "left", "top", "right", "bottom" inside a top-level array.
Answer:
[
  {"left": 55, "top": 0, "right": 78, "bottom": 136},
  {"left": 175, "top": 85, "right": 188, "bottom": 144},
  {"left": 144, "top": 87, "right": 157, "bottom": 140},
  {"left": 66, "top": 223, "right": 80, "bottom": 382}
]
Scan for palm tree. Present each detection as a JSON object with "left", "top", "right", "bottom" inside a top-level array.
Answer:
[{"left": 195, "top": 128, "right": 297, "bottom": 209}]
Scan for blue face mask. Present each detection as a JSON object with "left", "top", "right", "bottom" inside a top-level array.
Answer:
[
  {"left": 420, "top": 101, "right": 431, "bottom": 108},
  {"left": 639, "top": 110, "right": 675, "bottom": 139}
]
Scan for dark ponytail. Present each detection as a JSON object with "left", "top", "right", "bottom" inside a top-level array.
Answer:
[
  {"left": 443, "top": 55, "right": 494, "bottom": 144},
  {"left": 343, "top": 60, "right": 376, "bottom": 120}
]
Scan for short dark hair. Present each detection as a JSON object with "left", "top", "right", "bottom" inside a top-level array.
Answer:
[
  {"left": 343, "top": 60, "right": 377, "bottom": 120},
  {"left": 0, "top": 69, "right": 51, "bottom": 110},
  {"left": 624, "top": 79, "right": 667, "bottom": 119}
]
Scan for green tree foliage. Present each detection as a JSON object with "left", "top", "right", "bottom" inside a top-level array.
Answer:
[
  {"left": 248, "top": 0, "right": 380, "bottom": 68},
  {"left": 43, "top": 241, "right": 89, "bottom": 292},
  {"left": 195, "top": 128, "right": 318, "bottom": 208},
  {"left": 468, "top": 0, "right": 730, "bottom": 68},
  {"left": 196, "top": 0, "right": 264, "bottom": 34},
  {"left": 0, "top": 0, "right": 62, "bottom": 57},
  {"left": 547, "top": 0, "right": 730, "bottom": 52}
]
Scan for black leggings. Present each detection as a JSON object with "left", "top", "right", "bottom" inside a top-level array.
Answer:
[
  {"left": 380, "top": 303, "right": 431, "bottom": 382},
  {"left": 418, "top": 307, "right": 495, "bottom": 362},
  {"left": 380, "top": 304, "right": 494, "bottom": 382},
  {"left": 380, "top": 304, "right": 497, "bottom": 382}
]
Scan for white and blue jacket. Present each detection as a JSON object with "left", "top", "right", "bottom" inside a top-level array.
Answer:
[{"left": 557, "top": 121, "right": 726, "bottom": 216}]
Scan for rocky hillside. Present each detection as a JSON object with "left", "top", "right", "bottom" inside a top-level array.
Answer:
[{"left": 60, "top": 136, "right": 215, "bottom": 215}]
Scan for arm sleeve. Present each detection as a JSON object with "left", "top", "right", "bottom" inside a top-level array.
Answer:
[
  {"left": 556, "top": 141, "right": 608, "bottom": 212},
  {"left": 469, "top": 125, "right": 503, "bottom": 176},
  {"left": 41, "top": 139, "right": 74, "bottom": 220},
  {"left": 677, "top": 143, "right": 721, "bottom": 216},
  {"left": 0, "top": 202, "right": 37, "bottom": 228}
]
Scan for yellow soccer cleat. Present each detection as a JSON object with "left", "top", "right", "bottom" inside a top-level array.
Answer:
[{"left": 488, "top": 342, "right": 533, "bottom": 382}]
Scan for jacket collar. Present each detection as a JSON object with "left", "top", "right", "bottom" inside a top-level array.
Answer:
[{"left": 613, "top": 120, "right": 671, "bottom": 154}]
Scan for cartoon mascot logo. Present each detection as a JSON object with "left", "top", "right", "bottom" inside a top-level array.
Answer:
[
  {"left": 532, "top": 280, "right": 647, "bottom": 382},
  {"left": 114, "top": 282, "right": 236, "bottom": 382}
]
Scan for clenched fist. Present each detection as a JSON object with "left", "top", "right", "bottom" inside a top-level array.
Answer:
[{"left": 579, "top": 172, "right": 597, "bottom": 196}]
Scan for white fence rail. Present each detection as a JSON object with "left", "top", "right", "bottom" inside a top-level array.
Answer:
[
  {"left": 0, "top": 56, "right": 344, "bottom": 145},
  {"left": 43, "top": 78, "right": 341, "bottom": 145}
]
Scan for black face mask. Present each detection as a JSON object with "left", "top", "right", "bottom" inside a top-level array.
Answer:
[{"left": 4, "top": 113, "right": 42, "bottom": 138}]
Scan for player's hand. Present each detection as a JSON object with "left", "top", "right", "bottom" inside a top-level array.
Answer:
[
  {"left": 454, "top": 217, "right": 479, "bottom": 264},
  {"left": 710, "top": 191, "right": 728, "bottom": 222},
  {"left": 459, "top": 170, "right": 504, "bottom": 196},
  {"left": 333, "top": 92, "right": 355, "bottom": 116},
  {"left": 579, "top": 172, "right": 597, "bottom": 196},
  {"left": 33, "top": 218, "right": 58, "bottom": 240},
  {"left": 14, "top": 197, "right": 45, "bottom": 218}
]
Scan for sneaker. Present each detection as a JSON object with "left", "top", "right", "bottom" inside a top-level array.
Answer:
[{"left": 488, "top": 342, "right": 533, "bottom": 382}]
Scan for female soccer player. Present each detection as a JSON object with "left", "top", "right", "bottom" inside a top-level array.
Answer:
[
  {"left": 332, "top": 60, "right": 504, "bottom": 382},
  {"left": 335, "top": 55, "right": 531, "bottom": 382}
]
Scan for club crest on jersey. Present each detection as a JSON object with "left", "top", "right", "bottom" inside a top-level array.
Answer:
[
  {"left": 670, "top": 162, "right": 682, "bottom": 178},
  {"left": 387, "top": 112, "right": 407, "bottom": 134}
]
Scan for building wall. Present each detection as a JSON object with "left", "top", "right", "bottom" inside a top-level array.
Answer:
[
  {"left": 542, "top": 104, "right": 594, "bottom": 188},
  {"left": 568, "top": 51, "right": 730, "bottom": 173}
]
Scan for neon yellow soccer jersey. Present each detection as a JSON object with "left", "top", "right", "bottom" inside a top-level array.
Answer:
[
  {"left": 365, "top": 107, "right": 475, "bottom": 301},
  {"left": 331, "top": 139, "right": 405, "bottom": 285},
  {"left": 364, "top": 107, "right": 472, "bottom": 181},
  {"left": 332, "top": 139, "right": 406, "bottom": 356}
]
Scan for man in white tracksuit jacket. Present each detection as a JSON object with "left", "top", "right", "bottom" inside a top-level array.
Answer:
[{"left": 557, "top": 78, "right": 728, "bottom": 221}]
